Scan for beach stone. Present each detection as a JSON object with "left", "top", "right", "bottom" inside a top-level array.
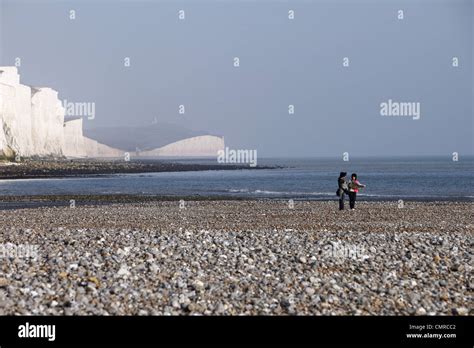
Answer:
[
  {"left": 416, "top": 307, "right": 427, "bottom": 315},
  {"left": 0, "top": 278, "right": 9, "bottom": 287},
  {"left": 0, "top": 200, "right": 470, "bottom": 316},
  {"left": 192, "top": 280, "right": 205, "bottom": 291},
  {"left": 117, "top": 265, "right": 130, "bottom": 277},
  {"left": 454, "top": 307, "right": 469, "bottom": 316}
]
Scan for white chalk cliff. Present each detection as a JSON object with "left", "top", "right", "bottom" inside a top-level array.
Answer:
[
  {"left": 31, "top": 87, "right": 65, "bottom": 156},
  {"left": 140, "top": 135, "right": 225, "bottom": 157},
  {"left": 0, "top": 67, "right": 224, "bottom": 159},
  {"left": 0, "top": 67, "right": 34, "bottom": 157},
  {"left": 0, "top": 67, "right": 123, "bottom": 159}
]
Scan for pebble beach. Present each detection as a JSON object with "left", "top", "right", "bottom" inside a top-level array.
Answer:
[{"left": 0, "top": 200, "right": 472, "bottom": 315}]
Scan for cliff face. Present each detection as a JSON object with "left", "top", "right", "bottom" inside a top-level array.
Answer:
[
  {"left": 0, "top": 67, "right": 34, "bottom": 158},
  {"left": 0, "top": 67, "right": 224, "bottom": 160},
  {"left": 0, "top": 67, "right": 123, "bottom": 159},
  {"left": 62, "top": 118, "right": 86, "bottom": 158},
  {"left": 62, "top": 118, "right": 124, "bottom": 158},
  {"left": 83, "top": 136, "right": 124, "bottom": 158},
  {"left": 0, "top": 80, "right": 16, "bottom": 158},
  {"left": 31, "top": 87, "right": 65, "bottom": 157},
  {"left": 140, "top": 135, "right": 225, "bottom": 157},
  {"left": 84, "top": 123, "right": 205, "bottom": 152}
]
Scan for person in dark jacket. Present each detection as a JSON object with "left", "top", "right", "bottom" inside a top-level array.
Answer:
[
  {"left": 337, "top": 172, "right": 349, "bottom": 210},
  {"left": 348, "top": 173, "right": 366, "bottom": 210}
]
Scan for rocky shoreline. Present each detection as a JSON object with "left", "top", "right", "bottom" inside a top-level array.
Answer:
[
  {"left": 0, "top": 159, "right": 273, "bottom": 180},
  {"left": 0, "top": 200, "right": 471, "bottom": 315}
]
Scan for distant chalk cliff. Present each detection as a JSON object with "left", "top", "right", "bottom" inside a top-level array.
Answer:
[{"left": 0, "top": 67, "right": 224, "bottom": 160}]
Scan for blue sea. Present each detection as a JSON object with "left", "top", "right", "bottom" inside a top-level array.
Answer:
[{"left": 0, "top": 157, "right": 473, "bottom": 201}]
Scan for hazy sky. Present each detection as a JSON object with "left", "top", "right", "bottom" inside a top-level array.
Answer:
[{"left": 1, "top": 0, "right": 472, "bottom": 157}]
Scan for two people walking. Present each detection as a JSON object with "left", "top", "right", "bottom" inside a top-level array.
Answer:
[{"left": 337, "top": 172, "right": 366, "bottom": 210}]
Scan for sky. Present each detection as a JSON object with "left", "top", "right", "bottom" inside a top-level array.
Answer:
[{"left": 0, "top": 0, "right": 472, "bottom": 157}]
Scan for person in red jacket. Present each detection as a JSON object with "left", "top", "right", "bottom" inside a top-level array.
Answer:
[{"left": 348, "top": 173, "right": 366, "bottom": 210}]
